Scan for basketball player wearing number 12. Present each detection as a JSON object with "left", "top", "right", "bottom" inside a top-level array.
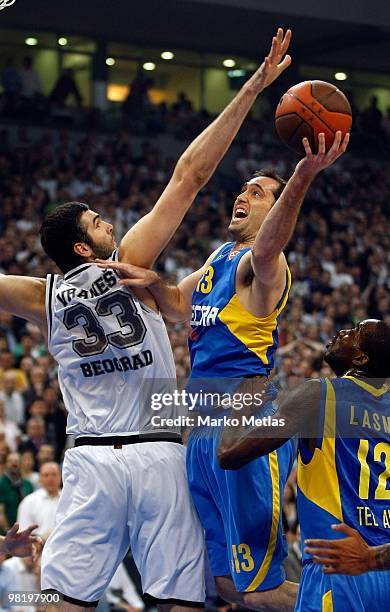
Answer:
[
  {"left": 218, "top": 319, "right": 390, "bottom": 611},
  {"left": 0, "top": 28, "right": 298, "bottom": 611}
]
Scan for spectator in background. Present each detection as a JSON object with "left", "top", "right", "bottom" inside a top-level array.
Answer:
[
  {"left": 0, "top": 350, "right": 28, "bottom": 391},
  {"left": 23, "top": 365, "right": 48, "bottom": 408},
  {"left": 123, "top": 70, "right": 152, "bottom": 120},
  {"left": 0, "top": 442, "right": 9, "bottom": 477},
  {"left": 18, "top": 417, "right": 47, "bottom": 466},
  {"left": 0, "top": 506, "right": 8, "bottom": 535},
  {"left": 19, "top": 56, "right": 41, "bottom": 99},
  {"left": 29, "top": 399, "right": 47, "bottom": 419},
  {"left": 17, "top": 462, "right": 61, "bottom": 541},
  {"left": 20, "top": 451, "right": 39, "bottom": 490},
  {"left": 0, "top": 400, "right": 20, "bottom": 452},
  {"left": 0, "top": 371, "right": 25, "bottom": 427},
  {"left": 0, "top": 452, "right": 33, "bottom": 526},
  {"left": 42, "top": 387, "right": 67, "bottom": 462},
  {"left": 1, "top": 57, "right": 22, "bottom": 96},
  {"left": 362, "top": 95, "right": 383, "bottom": 134},
  {"left": 36, "top": 444, "right": 55, "bottom": 469},
  {"left": 0, "top": 315, "right": 18, "bottom": 355},
  {"left": 172, "top": 91, "right": 193, "bottom": 115},
  {"left": 0, "top": 552, "right": 15, "bottom": 603},
  {"left": 2, "top": 554, "right": 40, "bottom": 607},
  {"left": 0, "top": 57, "right": 22, "bottom": 116},
  {"left": 50, "top": 69, "right": 82, "bottom": 107}
]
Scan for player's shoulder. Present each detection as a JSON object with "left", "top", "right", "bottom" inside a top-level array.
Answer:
[
  {"left": 299, "top": 377, "right": 324, "bottom": 397},
  {"left": 203, "top": 242, "right": 231, "bottom": 267},
  {"left": 33, "top": 277, "right": 48, "bottom": 293}
]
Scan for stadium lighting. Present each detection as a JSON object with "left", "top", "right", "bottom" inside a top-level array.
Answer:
[
  {"left": 161, "top": 51, "right": 174, "bottom": 60},
  {"left": 227, "top": 69, "right": 246, "bottom": 78},
  {"left": 58, "top": 37, "right": 68, "bottom": 46},
  {"left": 143, "top": 62, "right": 156, "bottom": 71},
  {"left": 223, "top": 59, "right": 236, "bottom": 68},
  {"left": 106, "top": 57, "right": 116, "bottom": 66},
  {"left": 335, "top": 72, "right": 347, "bottom": 81},
  {"left": 25, "top": 37, "right": 38, "bottom": 46}
]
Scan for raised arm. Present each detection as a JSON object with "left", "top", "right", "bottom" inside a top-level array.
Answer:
[
  {"left": 250, "top": 131, "right": 350, "bottom": 288},
  {"left": 118, "top": 28, "right": 292, "bottom": 268},
  {"left": 217, "top": 379, "right": 321, "bottom": 470},
  {"left": 0, "top": 275, "right": 46, "bottom": 329}
]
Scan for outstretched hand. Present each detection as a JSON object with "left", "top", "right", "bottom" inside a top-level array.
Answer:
[
  {"left": 296, "top": 131, "right": 350, "bottom": 179},
  {"left": 249, "top": 28, "right": 292, "bottom": 94},
  {"left": 96, "top": 260, "right": 160, "bottom": 289},
  {"left": 3, "top": 523, "right": 42, "bottom": 559}
]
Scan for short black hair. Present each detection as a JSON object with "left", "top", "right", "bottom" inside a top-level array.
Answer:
[
  {"left": 251, "top": 169, "right": 287, "bottom": 201},
  {"left": 40, "top": 202, "right": 90, "bottom": 273},
  {"left": 360, "top": 321, "right": 390, "bottom": 378}
]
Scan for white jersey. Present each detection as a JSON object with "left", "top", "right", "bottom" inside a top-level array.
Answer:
[{"left": 46, "top": 251, "right": 176, "bottom": 436}]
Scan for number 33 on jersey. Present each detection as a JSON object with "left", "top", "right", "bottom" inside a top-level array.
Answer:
[{"left": 45, "top": 251, "right": 176, "bottom": 436}]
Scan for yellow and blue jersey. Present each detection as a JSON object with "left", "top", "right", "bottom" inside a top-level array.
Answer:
[
  {"left": 186, "top": 242, "right": 295, "bottom": 593},
  {"left": 189, "top": 242, "right": 291, "bottom": 378},
  {"left": 296, "top": 375, "right": 390, "bottom": 611}
]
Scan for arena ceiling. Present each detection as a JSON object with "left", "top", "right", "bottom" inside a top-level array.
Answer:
[{"left": 1, "top": 0, "right": 390, "bottom": 73}]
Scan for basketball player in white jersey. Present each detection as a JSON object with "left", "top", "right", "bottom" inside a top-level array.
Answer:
[{"left": 0, "top": 29, "right": 292, "bottom": 611}]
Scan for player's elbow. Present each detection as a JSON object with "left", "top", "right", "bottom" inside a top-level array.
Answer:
[
  {"left": 217, "top": 445, "right": 242, "bottom": 470},
  {"left": 251, "top": 245, "right": 277, "bottom": 264},
  {"left": 175, "top": 156, "right": 208, "bottom": 190}
]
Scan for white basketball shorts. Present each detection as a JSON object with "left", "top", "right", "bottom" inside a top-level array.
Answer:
[{"left": 41, "top": 441, "right": 205, "bottom": 603}]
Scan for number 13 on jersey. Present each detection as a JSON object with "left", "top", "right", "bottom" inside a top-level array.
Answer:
[
  {"left": 196, "top": 266, "right": 214, "bottom": 294},
  {"left": 231, "top": 543, "right": 255, "bottom": 573}
]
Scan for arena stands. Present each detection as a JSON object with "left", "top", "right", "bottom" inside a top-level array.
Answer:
[{"left": 0, "top": 91, "right": 388, "bottom": 603}]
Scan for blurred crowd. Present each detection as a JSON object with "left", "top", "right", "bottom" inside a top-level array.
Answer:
[
  {"left": 2, "top": 54, "right": 390, "bottom": 150},
  {"left": 0, "top": 103, "right": 388, "bottom": 605}
]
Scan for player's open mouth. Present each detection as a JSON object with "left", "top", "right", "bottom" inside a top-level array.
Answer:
[{"left": 232, "top": 206, "right": 249, "bottom": 222}]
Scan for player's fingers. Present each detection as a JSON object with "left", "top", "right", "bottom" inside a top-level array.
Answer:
[
  {"left": 7, "top": 523, "right": 19, "bottom": 536},
  {"left": 305, "top": 538, "right": 336, "bottom": 548},
  {"left": 331, "top": 522, "right": 356, "bottom": 537},
  {"left": 96, "top": 260, "right": 135, "bottom": 276},
  {"left": 276, "top": 28, "right": 283, "bottom": 49},
  {"left": 323, "top": 566, "right": 339, "bottom": 575},
  {"left": 302, "top": 137, "right": 312, "bottom": 156},
  {"left": 95, "top": 258, "right": 122, "bottom": 268},
  {"left": 22, "top": 524, "right": 39, "bottom": 536},
  {"left": 118, "top": 278, "right": 144, "bottom": 287},
  {"left": 305, "top": 547, "right": 338, "bottom": 558},
  {"left": 312, "top": 555, "right": 338, "bottom": 565},
  {"left": 119, "top": 277, "right": 152, "bottom": 288},
  {"left": 318, "top": 132, "right": 326, "bottom": 155},
  {"left": 339, "top": 132, "right": 350, "bottom": 153},
  {"left": 305, "top": 538, "right": 328, "bottom": 546},
  {"left": 328, "top": 130, "right": 342, "bottom": 156},
  {"left": 280, "top": 29, "right": 292, "bottom": 55},
  {"left": 278, "top": 55, "right": 292, "bottom": 72},
  {"left": 268, "top": 35, "right": 278, "bottom": 61}
]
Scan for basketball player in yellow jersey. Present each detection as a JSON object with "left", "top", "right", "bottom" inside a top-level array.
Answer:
[
  {"left": 218, "top": 319, "right": 390, "bottom": 611},
  {"left": 98, "top": 131, "right": 349, "bottom": 612}
]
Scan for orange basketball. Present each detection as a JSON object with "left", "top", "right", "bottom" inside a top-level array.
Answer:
[{"left": 275, "top": 80, "right": 352, "bottom": 155}]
